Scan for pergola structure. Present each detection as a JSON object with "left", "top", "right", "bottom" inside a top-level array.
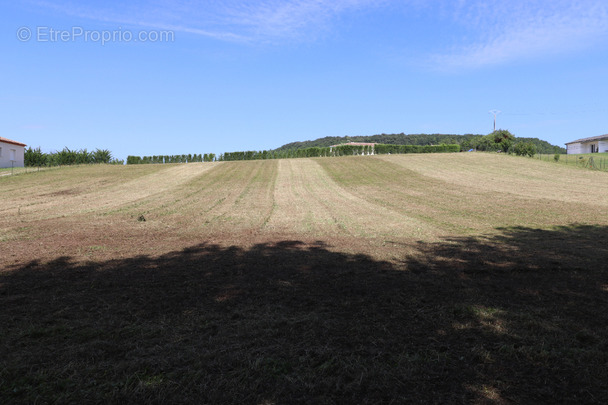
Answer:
[{"left": 329, "top": 142, "right": 376, "bottom": 155}]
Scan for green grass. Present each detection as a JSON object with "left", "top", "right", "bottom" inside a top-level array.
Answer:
[{"left": 535, "top": 152, "right": 608, "bottom": 171}]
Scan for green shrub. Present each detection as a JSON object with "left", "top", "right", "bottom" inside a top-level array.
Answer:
[{"left": 513, "top": 142, "right": 537, "bottom": 157}]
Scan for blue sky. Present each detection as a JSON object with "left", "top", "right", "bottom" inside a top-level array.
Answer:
[{"left": 2, "top": 0, "right": 608, "bottom": 159}]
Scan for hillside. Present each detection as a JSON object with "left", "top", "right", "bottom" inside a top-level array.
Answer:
[
  {"left": 3, "top": 154, "right": 603, "bottom": 243},
  {"left": 1, "top": 154, "right": 607, "bottom": 404},
  {"left": 275, "top": 133, "right": 566, "bottom": 154}
]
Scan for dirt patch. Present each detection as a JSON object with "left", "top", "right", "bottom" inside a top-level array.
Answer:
[{"left": 40, "top": 188, "right": 82, "bottom": 197}]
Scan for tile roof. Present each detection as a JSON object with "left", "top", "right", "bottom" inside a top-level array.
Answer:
[
  {"left": 0, "top": 137, "right": 27, "bottom": 147},
  {"left": 565, "top": 134, "right": 608, "bottom": 144}
]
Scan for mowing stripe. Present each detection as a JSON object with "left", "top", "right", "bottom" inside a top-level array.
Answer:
[{"left": 265, "top": 158, "right": 436, "bottom": 239}]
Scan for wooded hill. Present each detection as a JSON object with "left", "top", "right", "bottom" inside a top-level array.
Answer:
[{"left": 275, "top": 133, "right": 566, "bottom": 154}]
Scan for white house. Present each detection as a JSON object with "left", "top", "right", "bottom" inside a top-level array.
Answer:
[
  {"left": 565, "top": 135, "right": 608, "bottom": 154},
  {"left": 0, "top": 137, "right": 27, "bottom": 168}
]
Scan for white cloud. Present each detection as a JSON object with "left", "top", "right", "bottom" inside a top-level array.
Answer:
[
  {"left": 27, "top": 0, "right": 608, "bottom": 68},
  {"left": 429, "top": 0, "right": 608, "bottom": 70},
  {"left": 29, "top": 0, "right": 386, "bottom": 43}
]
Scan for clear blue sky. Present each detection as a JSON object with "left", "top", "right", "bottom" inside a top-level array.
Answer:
[{"left": 2, "top": 1, "right": 608, "bottom": 160}]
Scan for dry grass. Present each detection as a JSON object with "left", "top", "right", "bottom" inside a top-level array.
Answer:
[
  {"left": 536, "top": 152, "right": 608, "bottom": 171},
  {"left": 266, "top": 159, "right": 432, "bottom": 239},
  {"left": 379, "top": 153, "right": 608, "bottom": 206},
  {"left": 3, "top": 154, "right": 607, "bottom": 246},
  {"left": 2, "top": 154, "right": 608, "bottom": 403},
  {"left": 318, "top": 154, "right": 608, "bottom": 235},
  {"left": 0, "top": 163, "right": 215, "bottom": 221}
]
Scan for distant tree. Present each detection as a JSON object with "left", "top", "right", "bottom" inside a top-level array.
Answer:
[
  {"left": 513, "top": 142, "right": 537, "bottom": 157},
  {"left": 273, "top": 132, "right": 565, "bottom": 154},
  {"left": 126, "top": 156, "right": 141, "bottom": 165},
  {"left": 92, "top": 149, "right": 112, "bottom": 164},
  {"left": 477, "top": 130, "right": 515, "bottom": 152},
  {"left": 25, "top": 147, "right": 47, "bottom": 167}
]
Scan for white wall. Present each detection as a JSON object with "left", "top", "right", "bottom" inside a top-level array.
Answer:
[
  {"left": 567, "top": 140, "right": 608, "bottom": 154},
  {"left": 567, "top": 142, "right": 582, "bottom": 154},
  {"left": 0, "top": 141, "right": 25, "bottom": 168}
]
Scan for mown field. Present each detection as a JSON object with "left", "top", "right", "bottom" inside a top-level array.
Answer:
[
  {"left": 1, "top": 153, "right": 608, "bottom": 403},
  {"left": 536, "top": 152, "right": 608, "bottom": 171}
]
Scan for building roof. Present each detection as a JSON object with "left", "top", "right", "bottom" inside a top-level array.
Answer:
[
  {"left": 565, "top": 134, "right": 608, "bottom": 145},
  {"left": 0, "top": 137, "right": 27, "bottom": 147},
  {"left": 329, "top": 142, "right": 376, "bottom": 147}
]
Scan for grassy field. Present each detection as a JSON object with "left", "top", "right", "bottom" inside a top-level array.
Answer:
[
  {"left": 1, "top": 153, "right": 608, "bottom": 403},
  {"left": 536, "top": 152, "right": 608, "bottom": 171},
  {"left": 0, "top": 166, "right": 59, "bottom": 177}
]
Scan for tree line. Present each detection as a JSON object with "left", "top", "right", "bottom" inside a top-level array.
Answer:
[
  {"left": 23, "top": 130, "right": 542, "bottom": 168},
  {"left": 471, "top": 130, "right": 537, "bottom": 156},
  {"left": 126, "top": 154, "right": 216, "bottom": 165},
  {"left": 217, "top": 143, "right": 459, "bottom": 162},
  {"left": 276, "top": 133, "right": 565, "bottom": 154},
  {"left": 25, "top": 147, "right": 121, "bottom": 167},
  {"left": 125, "top": 144, "right": 461, "bottom": 164}
]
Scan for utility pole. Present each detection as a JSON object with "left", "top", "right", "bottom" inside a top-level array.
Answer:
[{"left": 489, "top": 110, "right": 501, "bottom": 132}]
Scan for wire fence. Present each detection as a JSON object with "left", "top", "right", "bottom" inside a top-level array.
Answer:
[
  {"left": 536, "top": 154, "right": 608, "bottom": 172},
  {"left": 0, "top": 165, "right": 63, "bottom": 177}
]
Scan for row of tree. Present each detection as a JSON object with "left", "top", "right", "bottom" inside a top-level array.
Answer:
[
  {"left": 126, "top": 154, "right": 216, "bottom": 165},
  {"left": 218, "top": 143, "right": 460, "bottom": 162},
  {"left": 25, "top": 147, "right": 119, "bottom": 167},
  {"left": 220, "top": 148, "right": 332, "bottom": 161},
  {"left": 374, "top": 144, "right": 460, "bottom": 154},
  {"left": 125, "top": 143, "right": 461, "bottom": 164}
]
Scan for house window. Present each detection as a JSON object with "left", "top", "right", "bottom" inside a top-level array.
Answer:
[
  {"left": 0, "top": 146, "right": 3, "bottom": 157},
  {"left": 10, "top": 149, "right": 16, "bottom": 161}
]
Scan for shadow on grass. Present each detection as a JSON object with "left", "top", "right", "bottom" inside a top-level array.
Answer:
[{"left": 1, "top": 225, "right": 608, "bottom": 404}]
